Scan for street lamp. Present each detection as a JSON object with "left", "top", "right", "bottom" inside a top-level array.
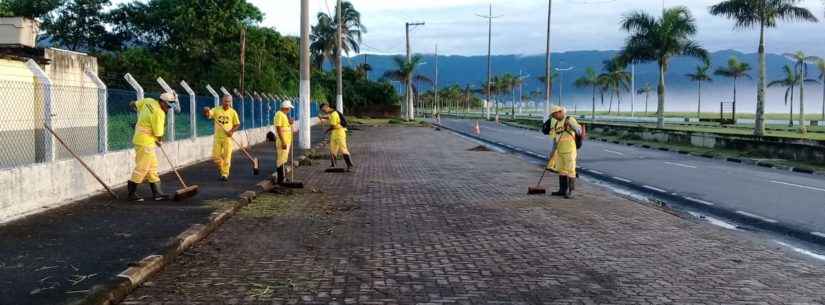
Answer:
[{"left": 554, "top": 65, "right": 574, "bottom": 107}]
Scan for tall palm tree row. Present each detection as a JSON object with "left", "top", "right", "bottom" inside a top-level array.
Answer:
[
  {"left": 618, "top": 6, "right": 709, "bottom": 128},
  {"left": 309, "top": 1, "right": 367, "bottom": 69},
  {"left": 601, "top": 59, "right": 631, "bottom": 116},
  {"left": 685, "top": 64, "right": 713, "bottom": 119},
  {"left": 714, "top": 56, "right": 752, "bottom": 120},
  {"left": 768, "top": 64, "right": 801, "bottom": 126},
  {"left": 784, "top": 51, "right": 821, "bottom": 132},
  {"left": 574, "top": 67, "right": 600, "bottom": 123},
  {"left": 710, "top": 0, "right": 817, "bottom": 135}
]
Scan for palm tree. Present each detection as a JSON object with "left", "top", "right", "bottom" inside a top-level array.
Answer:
[
  {"left": 309, "top": 1, "right": 367, "bottom": 69},
  {"left": 784, "top": 51, "right": 821, "bottom": 132},
  {"left": 768, "top": 64, "right": 800, "bottom": 126},
  {"left": 636, "top": 83, "right": 654, "bottom": 116},
  {"left": 619, "top": 6, "right": 709, "bottom": 128},
  {"left": 382, "top": 55, "right": 431, "bottom": 120},
  {"left": 710, "top": 0, "right": 817, "bottom": 136},
  {"left": 817, "top": 58, "right": 825, "bottom": 121},
  {"left": 714, "top": 56, "right": 752, "bottom": 121},
  {"left": 601, "top": 59, "right": 631, "bottom": 116},
  {"left": 574, "top": 67, "right": 601, "bottom": 123},
  {"left": 685, "top": 64, "right": 713, "bottom": 119}
]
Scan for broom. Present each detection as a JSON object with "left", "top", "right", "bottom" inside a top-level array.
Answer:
[
  {"left": 528, "top": 147, "right": 556, "bottom": 195},
  {"left": 157, "top": 144, "right": 199, "bottom": 201},
  {"left": 222, "top": 127, "right": 259, "bottom": 175},
  {"left": 279, "top": 114, "right": 304, "bottom": 189},
  {"left": 44, "top": 125, "right": 118, "bottom": 199}
]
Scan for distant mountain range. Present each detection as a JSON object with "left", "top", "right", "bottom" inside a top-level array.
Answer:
[{"left": 344, "top": 50, "right": 824, "bottom": 113}]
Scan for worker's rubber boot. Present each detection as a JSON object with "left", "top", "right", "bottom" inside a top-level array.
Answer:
[
  {"left": 149, "top": 182, "right": 169, "bottom": 201},
  {"left": 329, "top": 156, "right": 337, "bottom": 168},
  {"left": 551, "top": 176, "right": 567, "bottom": 196},
  {"left": 343, "top": 154, "right": 354, "bottom": 171},
  {"left": 127, "top": 181, "right": 144, "bottom": 202},
  {"left": 276, "top": 166, "right": 286, "bottom": 185},
  {"left": 564, "top": 177, "right": 575, "bottom": 199}
]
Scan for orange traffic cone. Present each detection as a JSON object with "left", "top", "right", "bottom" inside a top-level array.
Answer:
[{"left": 474, "top": 120, "right": 481, "bottom": 135}]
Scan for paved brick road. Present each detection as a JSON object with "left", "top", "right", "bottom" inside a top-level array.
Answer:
[{"left": 124, "top": 126, "right": 825, "bottom": 305}]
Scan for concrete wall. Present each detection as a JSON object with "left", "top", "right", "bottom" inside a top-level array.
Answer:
[
  {"left": 590, "top": 123, "right": 825, "bottom": 164},
  {"left": 0, "top": 124, "right": 310, "bottom": 223}
]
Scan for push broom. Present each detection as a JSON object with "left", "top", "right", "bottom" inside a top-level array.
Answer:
[
  {"left": 528, "top": 147, "right": 556, "bottom": 195},
  {"left": 157, "top": 144, "right": 199, "bottom": 201},
  {"left": 222, "top": 126, "right": 259, "bottom": 175},
  {"left": 44, "top": 125, "right": 118, "bottom": 199},
  {"left": 278, "top": 113, "right": 303, "bottom": 189}
]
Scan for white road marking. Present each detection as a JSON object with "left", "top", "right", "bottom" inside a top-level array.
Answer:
[
  {"left": 613, "top": 177, "right": 632, "bottom": 183},
  {"left": 736, "top": 211, "right": 778, "bottom": 224},
  {"left": 684, "top": 196, "right": 715, "bottom": 206},
  {"left": 643, "top": 185, "right": 668, "bottom": 193},
  {"left": 664, "top": 161, "right": 698, "bottom": 169},
  {"left": 589, "top": 169, "right": 604, "bottom": 175},
  {"left": 604, "top": 149, "right": 625, "bottom": 156},
  {"left": 768, "top": 180, "right": 825, "bottom": 193},
  {"left": 812, "top": 232, "right": 825, "bottom": 239}
]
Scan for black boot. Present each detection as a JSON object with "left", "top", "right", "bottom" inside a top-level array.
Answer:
[
  {"left": 551, "top": 176, "right": 567, "bottom": 196},
  {"left": 330, "top": 156, "right": 337, "bottom": 168},
  {"left": 127, "top": 181, "right": 144, "bottom": 202},
  {"left": 149, "top": 182, "right": 169, "bottom": 201},
  {"left": 343, "top": 154, "right": 354, "bottom": 171},
  {"left": 564, "top": 177, "right": 575, "bottom": 199},
  {"left": 276, "top": 166, "right": 286, "bottom": 185}
]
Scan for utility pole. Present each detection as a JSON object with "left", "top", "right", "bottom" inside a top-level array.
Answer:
[
  {"left": 543, "top": 0, "right": 553, "bottom": 122},
  {"left": 555, "top": 65, "right": 574, "bottom": 107},
  {"left": 478, "top": 3, "right": 501, "bottom": 121},
  {"left": 631, "top": 63, "right": 636, "bottom": 117},
  {"left": 299, "top": 0, "right": 311, "bottom": 149},
  {"left": 405, "top": 21, "right": 425, "bottom": 120},
  {"left": 335, "top": 0, "right": 344, "bottom": 114},
  {"left": 434, "top": 44, "right": 439, "bottom": 116},
  {"left": 240, "top": 26, "right": 246, "bottom": 96}
]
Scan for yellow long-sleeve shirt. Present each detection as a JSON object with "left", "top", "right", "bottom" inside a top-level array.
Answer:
[
  {"left": 549, "top": 116, "right": 581, "bottom": 154},
  {"left": 328, "top": 111, "right": 347, "bottom": 140},
  {"left": 132, "top": 98, "right": 166, "bottom": 147},
  {"left": 208, "top": 107, "right": 240, "bottom": 140},
  {"left": 273, "top": 111, "right": 292, "bottom": 145}
]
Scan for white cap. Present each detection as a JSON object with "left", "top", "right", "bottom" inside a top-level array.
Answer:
[
  {"left": 160, "top": 92, "right": 177, "bottom": 103},
  {"left": 280, "top": 100, "right": 294, "bottom": 109},
  {"left": 550, "top": 105, "right": 565, "bottom": 114}
]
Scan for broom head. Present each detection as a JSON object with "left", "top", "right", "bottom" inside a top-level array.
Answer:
[
  {"left": 280, "top": 182, "right": 304, "bottom": 189},
  {"left": 325, "top": 168, "right": 347, "bottom": 173},
  {"left": 173, "top": 185, "right": 199, "bottom": 201},
  {"left": 527, "top": 187, "right": 546, "bottom": 195}
]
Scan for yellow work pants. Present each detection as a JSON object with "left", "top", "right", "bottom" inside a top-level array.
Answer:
[
  {"left": 547, "top": 149, "right": 577, "bottom": 177},
  {"left": 330, "top": 133, "right": 350, "bottom": 156},
  {"left": 276, "top": 140, "right": 291, "bottom": 168},
  {"left": 213, "top": 138, "right": 233, "bottom": 177},
  {"left": 131, "top": 145, "right": 160, "bottom": 184}
]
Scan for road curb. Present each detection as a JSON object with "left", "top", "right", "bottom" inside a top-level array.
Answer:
[
  {"left": 502, "top": 121, "right": 824, "bottom": 177},
  {"left": 434, "top": 121, "right": 825, "bottom": 248},
  {"left": 68, "top": 181, "right": 279, "bottom": 305}
]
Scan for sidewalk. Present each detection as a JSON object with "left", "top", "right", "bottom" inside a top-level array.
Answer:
[
  {"left": 0, "top": 127, "right": 321, "bottom": 305},
  {"left": 121, "top": 126, "right": 825, "bottom": 305}
]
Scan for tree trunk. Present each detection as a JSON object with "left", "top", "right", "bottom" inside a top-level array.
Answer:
[
  {"left": 733, "top": 76, "right": 737, "bottom": 122},
  {"left": 645, "top": 93, "right": 649, "bottom": 115},
  {"left": 591, "top": 85, "right": 596, "bottom": 124},
  {"left": 754, "top": 18, "right": 766, "bottom": 136},
  {"left": 657, "top": 62, "right": 666, "bottom": 128},
  {"left": 616, "top": 90, "right": 622, "bottom": 116},
  {"left": 697, "top": 81, "right": 702, "bottom": 120},
  {"left": 799, "top": 65, "right": 806, "bottom": 132},
  {"left": 608, "top": 93, "right": 614, "bottom": 114}
]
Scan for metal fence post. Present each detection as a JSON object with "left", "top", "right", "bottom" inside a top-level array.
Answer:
[
  {"left": 206, "top": 85, "right": 219, "bottom": 107},
  {"left": 180, "top": 81, "right": 196, "bottom": 139},
  {"left": 157, "top": 77, "right": 177, "bottom": 142},
  {"left": 245, "top": 92, "right": 255, "bottom": 128},
  {"left": 85, "top": 69, "right": 108, "bottom": 154},
  {"left": 233, "top": 89, "right": 245, "bottom": 130},
  {"left": 254, "top": 92, "right": 263, "bottom": 128},
  {"left": 124, "top": 73, "right": 144, "bottom": 100},
  {"left": 26, "top": 60, "right": 55, "bottom": 163}
]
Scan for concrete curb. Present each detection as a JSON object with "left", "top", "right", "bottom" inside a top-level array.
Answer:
[
  {"left": 502, "top": 121, "right": 824, "bottom": 177},
  {"left": 68, "top": 183, "right": 277, "bottom": 305},
  {"left": 434, "top": 122, "right": 825, "bottom": 248}
]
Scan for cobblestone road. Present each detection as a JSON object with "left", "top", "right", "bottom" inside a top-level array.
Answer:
[{"left": 124, "top": 126, "right": 825, "bottom": 305}]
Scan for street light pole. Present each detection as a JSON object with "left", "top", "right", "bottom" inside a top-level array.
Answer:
[
  {"left": 543, "top": 0, "right": 553, "bottom": 122},
  {"left": 554, "top": 65, "right": 574, "bottom": 107},
  {"left": 335, "top": 0, "right": 344, "bottom": 114},
  {"left": 405, "top": 21, "right": 425, "bottom": 120}
]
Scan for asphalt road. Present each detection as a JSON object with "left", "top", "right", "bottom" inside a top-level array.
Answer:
[{"left": 437, "top": 118, "right": 825, "bottom": 236}]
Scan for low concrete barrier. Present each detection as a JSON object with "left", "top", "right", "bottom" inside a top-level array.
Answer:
[{"left": 0, "top": 119, "right": 319, "bottom": 223}]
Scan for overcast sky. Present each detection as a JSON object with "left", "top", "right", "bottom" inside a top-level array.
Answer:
[{"left": 255, "top": 0, "right": 825, "bottom": 56}]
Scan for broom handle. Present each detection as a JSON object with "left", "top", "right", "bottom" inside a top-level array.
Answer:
[
  {"left": 537, "top": 145, "right": 557, "bottom": 187},
  {"left": 222, "top": 127, "right": 256, "bottom": 162},
  {"left": 157, "top": 144, "right": 188, "bottom": 188},
  {"left": 44, "top": 125, "right": 118, "bottom": 199}
]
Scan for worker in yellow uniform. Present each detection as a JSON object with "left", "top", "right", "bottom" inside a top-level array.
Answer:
[
  {"left": 203, "top": 94, "right": 241, "bottom": 181},
  {"left": 320, "top": 103, "right": 354, "bottom": 171},
  {"left": 127, "top": 92, "right": 177, "bottom": 202},
  {"left": 273, "top": 100, "right": 294, "bottom": 185},
  {"left": 547, "top": 105, "right": 582, "bottom": 199}
]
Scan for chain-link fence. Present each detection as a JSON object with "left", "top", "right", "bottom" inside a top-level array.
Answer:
[{"left": 0, "top": 76, "right": 320, "bottom": 170}]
